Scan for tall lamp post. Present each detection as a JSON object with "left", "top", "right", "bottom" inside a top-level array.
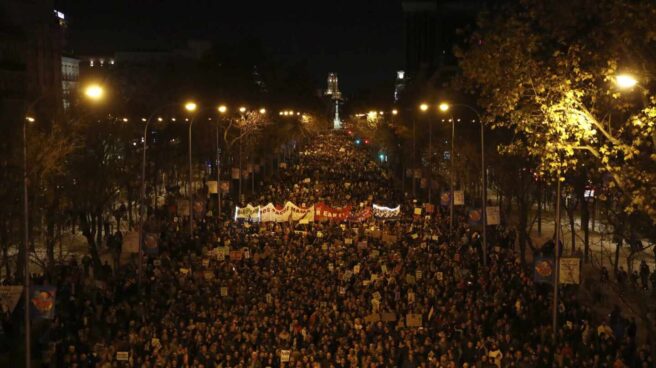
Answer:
[
  {"left": 419, "top": 103, "right": 432, "bottom": 204},
  {"left": 216, "top": 105, "right": 228, "bottom": 217},
  {"left": 138, "top": 105, "right": 174, "bottom": 287},
  {"left": 439, "top": 102, "right": 487, "bottom": 266},
  {"left": 238, "top": 106, "right": 246, "bottom": 200},
  {"left": 22, "top": 84, "right": 104, "bottom": 368},
  {"left": 185, "top": 101, "right": 198, "bottom": 235}
]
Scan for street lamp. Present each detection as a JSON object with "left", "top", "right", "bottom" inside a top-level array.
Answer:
[
  {"left": 392, "top": 109, "right": 398, "bottom": 116},
  {"left": 259, "top": 108, "right": 266, "bottom": 114},
  {"left": 439, "top": 102, "right": 487, "bottom": 266},
  {"left": 215, "top": 105, "right": 228, "bottom": 217},
  {"left": 185, "top": 101, "right": 198, "bottom": 235},
  {"left": 84, "top": 84, "right": 104, "bottom": 101},
  {"left": 615, "top": 74, "right": 638, "bottom": 89},
  {"left": 237, "top": 107, "right": 247, "bottom": 198},
  {"left": 419, "top": 104, "right": 435, "bottom": 205}
]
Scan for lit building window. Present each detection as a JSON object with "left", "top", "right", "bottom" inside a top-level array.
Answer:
[
  {"left": 89, "top": 59, "right": 94, "bottom": 67},
  {"left": 100, "top": 59, "right": 104, "bottom": 66}
]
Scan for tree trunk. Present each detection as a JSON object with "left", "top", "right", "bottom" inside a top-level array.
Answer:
[
  {"left": 614, "top": 238, "right": 622, "bottom": 273},
  {"left": 518, "top": 197, "right": 529, "bottom": 264},
  {"left": 80, "top": 212, "right": 103, "bottom": 277},
  {"left": 567, "top": 206, "right": 576, "bottom": 255}
]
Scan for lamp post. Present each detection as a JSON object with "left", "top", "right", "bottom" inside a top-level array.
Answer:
[
  {"left": 138, "top": 105, "right": 172, "bottom": 287},
  {"left": 216, "top": 105, "right": 227, "bottom": 218},
  {"left": 419, "top": 103, "right": 432, "bottom": 204},
  {"left": 22, "top": 84, "right": 104, "bottom": 368},
  {"left": 238, "top": 106, "right": 246, "bottom": 200},
  {"left": 185, "top": 101, "right": 197, "bottom": 235},
  {"left": 439, "top": 102, "right": 487, "bottom": 266}
]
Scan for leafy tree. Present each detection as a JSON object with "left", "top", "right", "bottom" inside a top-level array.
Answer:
[{"left": 457, "top": 0, "right": 656, "bottom": 224}]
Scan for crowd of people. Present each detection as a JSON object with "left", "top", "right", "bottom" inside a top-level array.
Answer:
[{"left": 4, "top": 131, "right": 654, "bottom": 367}]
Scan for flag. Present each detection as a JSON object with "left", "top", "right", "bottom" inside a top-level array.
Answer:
[
  {"left": 468, "top": 209, "right": 482, "bottom": 226},
  {"left": 30, "top": 286, "right": 56, "bottom": 319},
  {"left": 533, "top": 256, "right": 555, "bottom": 284},
  {"left": 440, "top": 192, "right": 450, "bottom": 207}
]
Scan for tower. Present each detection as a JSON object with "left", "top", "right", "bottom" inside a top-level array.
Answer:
[{"left": 325, "top": 73, "right": 342, "bottom": 129}]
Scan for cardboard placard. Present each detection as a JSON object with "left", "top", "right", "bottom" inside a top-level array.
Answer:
[
  {"left": 381, "top": 312, "right": 397, "bottom": 322},
  {"left": 116, "top": 352, "right": 129, "bottom": 361},
  {"left": 406, "top": 313, "right": 422, "bottom": 327},
  {"left": 280, "top": 350, "right": 290, "bottom": 363},
  {"left": 220, "top": 287, "right": 228, "bottom": 297},
  {"left": 364, "top": 313, "right": 381, "bottom": 324}
]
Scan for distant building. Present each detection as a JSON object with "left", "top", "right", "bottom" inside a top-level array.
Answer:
[
  {"left": 324, "top": 73, "right": 342, "bottom": 129},
  {"left": 61, "top": 56, "right": 79, "bottom": 110},
  {"left": 0, "top": 0, "right": 65, "bottom": 127},
  {"left": 394, "top": 70, "right": 406, "bottom": 102}
]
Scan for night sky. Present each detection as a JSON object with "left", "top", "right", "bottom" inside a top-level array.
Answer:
[{"left": 57, "top": 0, "right": 405, "bottom": 93}]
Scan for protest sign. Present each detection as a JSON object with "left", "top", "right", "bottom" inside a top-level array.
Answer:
[
  {"left": 30, "top": 286, "right": 56, "bottom": 319},
  {"left": 454, "top": 191, "right": 465, "bottom": 206},
  {"left": 486, "top": 206, "right": 501, "bottom": 225},
  {"left": 559, "top": 257, "right": 581, "bottom": 284},
  {"left": 220, "top": 287, "right": 228, "bottom": 297},
  {"left": 116, "top": 352, "right": 129, "bottom": 361},
  {"left": 124, "top": 231, "right": 139, "bottom": 254},
  {"left": 406, "top": 314, "right": 422, "bottom": 327},
  {"left": 280, "top": 350, "right": 290, "bottom": 363}
]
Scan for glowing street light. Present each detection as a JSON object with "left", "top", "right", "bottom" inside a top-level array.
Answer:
[
  {"left": 84, "top": 84, "right": 104, "bottom": 101},
  {"left": 218, "top": 105, "right": 227, "bottom": 114},
  {"left": 239, "top": 106, "right": 247, "bottom": 113},
  {"left": 25, "top": 116, "right": 35, "bottom": 123},
  {"left": 419, "top": 103, "right": 429, "bottom": 112},
  {"left": 439, "top": 102, "right": 450, "bottom": 112},
  {"left": 259, "top": 108, "right": 266, "bottom": 114},
  {"left": 392, "top": 109, "right": 398, "bottom": 116},
  {"left": 615, "top": 74, "right": 638, "bottom": 89},
  {"left": 185, "top": 101, "right": 197, "bottom": 112}
]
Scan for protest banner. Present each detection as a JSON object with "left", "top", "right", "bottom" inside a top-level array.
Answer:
[
  {"left": 373, "top": 204, "right": 401, "bottom": 219},
  {"left": 559, "top": 257, "right": 581, "bottom": 284},
  {"left": 315, "top": 202, "right": 352, "bottom": 221},
  {"left": 116, "top": 352, "right": 129, "bottom": 361},
  {"left": 235, "top": 204, "right": 261, "bottom": 221}
]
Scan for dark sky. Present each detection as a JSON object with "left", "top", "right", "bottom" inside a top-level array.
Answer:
[{"left": 57, "top": 0, "right": 405, "bottom": 93}]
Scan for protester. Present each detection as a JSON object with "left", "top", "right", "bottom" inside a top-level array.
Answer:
[{"left": 31, "top": 132, "right": 652, "bottom": 367}]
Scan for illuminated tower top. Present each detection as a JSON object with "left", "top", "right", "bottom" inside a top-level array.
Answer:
[{"left": 325, "top": 73, "right": 341, "bottom": 100}]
